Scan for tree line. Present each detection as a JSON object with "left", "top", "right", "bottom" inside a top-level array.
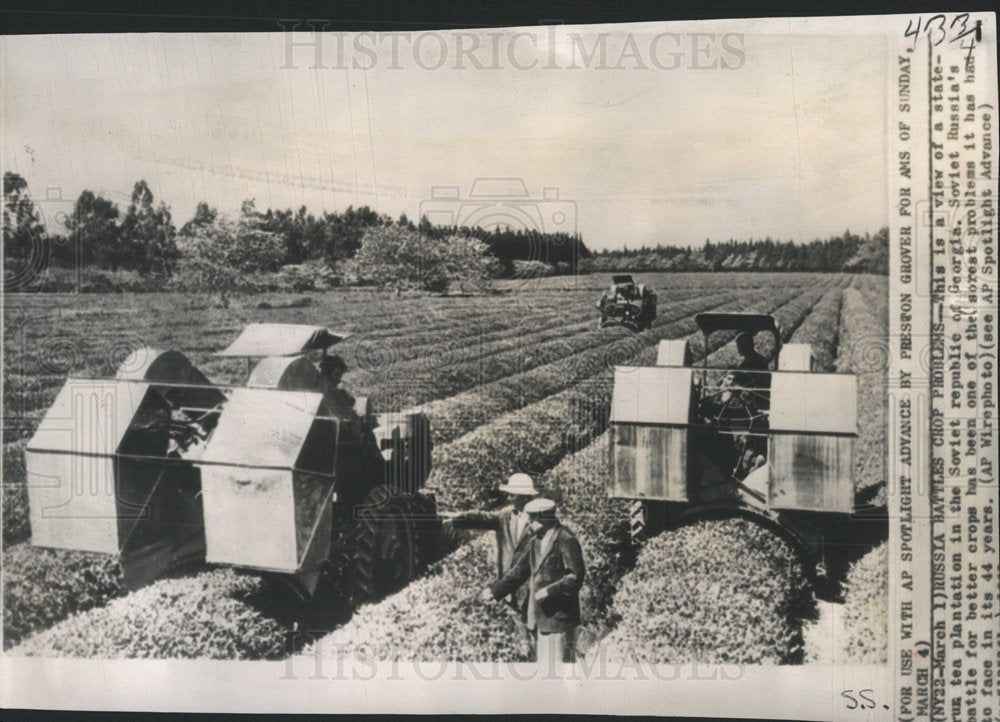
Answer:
[
  {"left": 3, "top": 173, "right": 592, "bottom": 292},
  {"left": 3, "top": 172, "right": 887, "bottom": 296},
  {"left": 582, "top": 230, "right": 889, "bottom": 274}
]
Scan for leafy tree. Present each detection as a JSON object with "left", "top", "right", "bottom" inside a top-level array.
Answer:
[
  {"left": 119, "top": 180, "right": 178, "bottom": 276},
  {"left": 179, "top": 202, "right": 218, "bottom": 236},
  {"left": 434, "top": 234, "right": 502, "bottom": 292},
  {"left": 352, "top": 227, "right": 498, "bottom": 293},
  {"left": 64, "top": 190, "right": 121, "bottom": 268},
  {"left": 843, "top": 227, "right": 889, "bottom": 274},
  {"left": 319, "top": 205, "right": 392, "bottom": 266},
  {"left": 173, "top": 214, "right": 286, "bottom": 304},
  {"left": 3, "top": 172, "right": 46, "bottom": 271}
]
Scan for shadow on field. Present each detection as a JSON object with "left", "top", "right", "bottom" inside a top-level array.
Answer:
[
  {"left": 780, "top": 485, "right": 889, "bottom": 604},
  {"left": 238, "top": 523, "right": 473, "bottom": 656}
]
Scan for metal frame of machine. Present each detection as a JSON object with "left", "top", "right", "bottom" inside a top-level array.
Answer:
[
  {"left": 608, "top": 312, "right": 861, "bottom": 576},
  {"left": 24, "top": 324, "right": 436, "bottom": 602}
]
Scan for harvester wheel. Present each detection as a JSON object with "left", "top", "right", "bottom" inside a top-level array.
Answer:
[{"left": 350, "top": 485, "right": 416, "bottom": 604}]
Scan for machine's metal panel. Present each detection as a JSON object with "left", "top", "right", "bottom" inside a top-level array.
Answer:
[
  {"left": 25, "top": 450, "right": 119, "bottom": 553},
  {"left": 116, "top": 348, "right": 227, "bottom": 409},
  {"left": 27, "top": 379, "right": 150, "bottom": 456},
  {"left": 293, "top": 472, "right": 336, "bottom": 564},
  {"left": 769, "top": 434, "right": 854, "bottom": 512},
  {"left": 656, "top": 339, "right": 691, "bottom": 367},
  {"left": 778, "top": 344, "right": 813, "bottom": 371},
  {"left": 215, "top": 323, "right": 348, "bottom": 357},
  {"left": 199, "top": 388, "right": 323, "bottom": 469},
  {"left": 116, "top": 347, "right": 215, "bottom": 386},
  {"left": 198, "top": 388, "right": 334, "bottom": 572},
  {"left": 769, "top": 373, "right": 857, "bottom": 434},
  {"left": 611, "top": 366, "right": 693, "bottom": 425},
  {"left": 611, "top": 425, "right": 687, "bottom": 501},
  {"left": 25, "top": 379, "right": 150, "bottom": 554},
  {"left": 201, "top": 466, "right": 299, "bottom": 570},
  {"left": 247, "top": 356, "right": 325, "bottom": 392}
]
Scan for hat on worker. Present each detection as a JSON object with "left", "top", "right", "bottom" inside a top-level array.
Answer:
[
  {"left": 524, "top": 497, "right": 556, "bottom": 517},
  {"left": 498, "top": 472, "right": 539, "bottom": 496}
]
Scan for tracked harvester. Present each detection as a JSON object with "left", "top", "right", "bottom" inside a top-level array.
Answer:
[
  {"left": 609, "top": 312, "right": 868, "bottom": 577},
  {"left": 24, "top": 324, "right": 437, "bottom": 603},
  {"left": 598, "top": 274, "right": 657, "bottom": 332}
]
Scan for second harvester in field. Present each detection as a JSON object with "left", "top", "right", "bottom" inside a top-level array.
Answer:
[
  {"left": 597, "top": 274, "right": 657, "bottom": 332},
  {"left": 608, "top": 311, "right": 881, "bottom": 582}
]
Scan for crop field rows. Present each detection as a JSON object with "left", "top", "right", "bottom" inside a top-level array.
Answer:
[
  {"left": 1, "top": 273, "right": 888, "bottom": 663},
  {"left": 294, "top": 277, "right": 847, "bottom": 664}
]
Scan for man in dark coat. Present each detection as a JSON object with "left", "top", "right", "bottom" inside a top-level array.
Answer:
[
  {"left": 482, "top": 498, "right": 586, "bottom": 669},
  {"left": 441, "top": 473, "right": 539, "bottom": 629}
]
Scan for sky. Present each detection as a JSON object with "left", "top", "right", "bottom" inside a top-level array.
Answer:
[{"left": 1, "top": 20, "right": 888, "bottom": 251}]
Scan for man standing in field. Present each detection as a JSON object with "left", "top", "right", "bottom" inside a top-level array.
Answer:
[
  {"left": 482, "top": 498, "right": 586, "bottom": 672},
  {"left": 441, "top": 473, "right": 539, "bottom": 628}
]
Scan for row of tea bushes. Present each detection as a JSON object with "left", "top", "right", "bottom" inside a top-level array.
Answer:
[
  {"left": 836, "top": 284, "right": 887, "bottom": 496},
  {"left": 10, "top": 568, "right": 288, "bottom": 659},
  {"left": 597, "top": 518, "right": 814, "bottom": 664},
  {"left": 3, "top": 545, "right": 127, "bottom": 649},
  {"left": 838, "top": 542, "right": 888, "bottom": 663}
]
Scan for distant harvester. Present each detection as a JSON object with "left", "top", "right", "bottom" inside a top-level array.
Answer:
[{"left": 597, "top": 274, "right": 657, "bottom": 332}]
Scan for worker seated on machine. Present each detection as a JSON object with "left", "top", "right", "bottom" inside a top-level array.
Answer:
[
  {"left": 733, "top": 332, "right": 770, "bottom": 387},
  {"left": 730, "top": 332, "right": 771, "bottom": 482},
  {"left": 725, "top": 332, "right": 773, "bottom": 414},
  {"left": 319, "top": 354, "right": 356, "bottom": 411}
]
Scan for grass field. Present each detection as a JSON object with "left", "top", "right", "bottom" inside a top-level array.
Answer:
[{"left": 2, "top": 272, "right": 888, "bottom": 661}]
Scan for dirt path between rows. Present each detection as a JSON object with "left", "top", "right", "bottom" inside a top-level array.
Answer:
[{"left": 803, "top": 598, "right": 846, "bottom": 664}]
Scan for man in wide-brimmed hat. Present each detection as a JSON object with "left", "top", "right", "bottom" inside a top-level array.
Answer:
[
  {"left": 482, "top": 497, "right": 586, "bottom": 671},
  {"left": 441, "top": 472, "right": 540, "bottom": 620}
]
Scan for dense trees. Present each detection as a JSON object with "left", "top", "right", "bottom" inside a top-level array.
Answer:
[
  {"left": 3, "top": 175, "right": 178, "bottom": 282},
  {"left": 65, "top": 191, "right": 121, "bottom": 268},
  {"left": 117, "top": 180, "right": 178, "bottom": 277},
  {"left": 350, "top": 227, "right": 499, "bottom": 293},
  {"left": 583, "top": 229, "right": 890, "bottom": 274},
  {"left": 4, "top": 173, "right": 888, "bottom": 293},
  {"left": 2, "top": 173, "right": 46, "bottom": 277}
]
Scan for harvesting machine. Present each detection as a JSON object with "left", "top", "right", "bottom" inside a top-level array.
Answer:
[
  {"left": 609, "top": 312, "right": 878, "bottom": 577},
  {"left": 24, "top": 324, "right": 437, "bottom": 603},
  {"left": 597, "top": 274, "right": 657, "bottom": 332}
]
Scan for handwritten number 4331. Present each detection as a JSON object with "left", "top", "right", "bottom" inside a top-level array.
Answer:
[{"left": 904, "top": 14, "right": 982, "bottom": 59}]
